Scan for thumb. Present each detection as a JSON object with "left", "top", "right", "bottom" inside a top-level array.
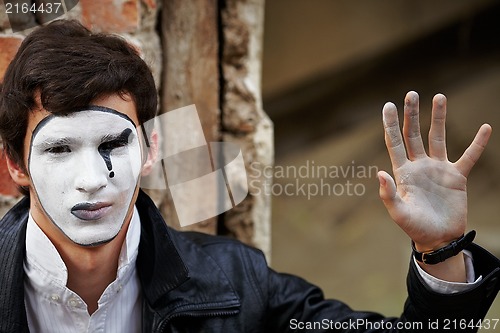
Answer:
[
  {"left": 377, "top": 170, "right": 397, "bottom": 201},
  {"left": 378, "top": 170, "right": 407, "bottom": 226}
]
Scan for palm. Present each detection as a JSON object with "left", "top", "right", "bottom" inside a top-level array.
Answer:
[
  {"left": 379, "top": 92, "right": 491, "bottom": 250},
  {"left": 391, "top": 158, "right": 466, "bottom": 245}
]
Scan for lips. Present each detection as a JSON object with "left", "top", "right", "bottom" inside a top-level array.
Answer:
[{"left": 71, "top": 202, "right": 112, "bottom": 221}]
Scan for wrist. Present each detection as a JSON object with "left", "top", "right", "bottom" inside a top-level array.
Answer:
[
  {"left": 415, "top": 252, "right": 467, "bottom": 283},
  {"left": 413, "top": 230, "right": 467, "bottom": 252},
  {"left": 412, "top": 231, "right": 475, "bottom": 265},
  {"left": 414, "top": 240, "right": 455, "bottom": 253}
]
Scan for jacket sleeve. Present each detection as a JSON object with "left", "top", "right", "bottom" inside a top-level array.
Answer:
[
  {"left": 401, "top": 243, "right": 499, "bottom": 332},
  {"left": 250, "top": 243, "right": 499, "bottom": 332}
]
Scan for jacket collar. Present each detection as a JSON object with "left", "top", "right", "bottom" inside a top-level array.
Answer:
[
  {"left": 135, "top": 190, "right": 190, "bottom": 305},
  {"left": 135, "top": 190, "right": 240, "bottom": 313},
  {"left": 0, "top": 197, "right": 30, "bottom": 332}
]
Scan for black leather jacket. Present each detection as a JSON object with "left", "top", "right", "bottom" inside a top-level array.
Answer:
[{"left": 1, "top": 191, "right": 499, "bottom": 332}]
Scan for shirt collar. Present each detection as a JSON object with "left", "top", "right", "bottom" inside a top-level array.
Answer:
[{"left": 25, "top": 206, "right": 141, "bottom": 286}]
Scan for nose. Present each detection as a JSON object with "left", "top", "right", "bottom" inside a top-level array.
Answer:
[{"left": 74, "top": 149, "right": 109, "bottom": 194}]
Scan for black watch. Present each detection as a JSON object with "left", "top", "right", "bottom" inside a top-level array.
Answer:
[{"left": 412, "top": 230, "right": 476, "bottom": 265}]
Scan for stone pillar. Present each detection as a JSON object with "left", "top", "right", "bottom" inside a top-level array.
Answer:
[
  {"left": 220, "top": 0, "right": 273, "bottom": 259},
  {"left": 158, "top": 0, "right": 219, "bottom": 235}
]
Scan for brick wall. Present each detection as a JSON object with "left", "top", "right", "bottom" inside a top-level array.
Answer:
[{"left": 0, "top": 33, "right": 23, "bottom": 216}]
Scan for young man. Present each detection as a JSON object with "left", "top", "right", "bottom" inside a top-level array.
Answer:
[{"left": 0, "top": 20, "right": 498, "bottom": 333}]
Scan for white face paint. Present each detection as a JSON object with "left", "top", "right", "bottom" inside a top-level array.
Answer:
[{"left": 28, "top": 107, "right": 142, "bottom": 246}]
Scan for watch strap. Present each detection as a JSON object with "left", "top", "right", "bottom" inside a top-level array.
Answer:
[{"left": 412, "top": 230, "right": 476, "bottom": 265}]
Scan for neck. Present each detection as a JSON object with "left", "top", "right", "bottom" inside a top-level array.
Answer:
[
  {"left": 60, "top": 228, "right": 128, "bottom": 314},
  {"left": 33, "top": 211, "right": 132, "bottom": 315}
]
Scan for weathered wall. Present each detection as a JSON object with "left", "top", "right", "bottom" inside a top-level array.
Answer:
[
  {"left": 220, "top": 0, "right": 272, "bottom": 259},
  {"left": 156, "top": 0, "right": 220, "bottom": 235}
]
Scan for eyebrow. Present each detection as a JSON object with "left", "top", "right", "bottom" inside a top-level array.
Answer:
[
  {"left": 35, "top": 137, "right": 75, "bottom": 149},
  {"left": 100, "top": 128, "right": 134, "bottom": 143},
  {"left": 33, "top": 128, "right": 135, "bottom": 150}
]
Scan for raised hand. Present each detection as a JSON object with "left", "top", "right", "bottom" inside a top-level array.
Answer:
[{"left": 378, "top": 91, "right": 492, "bottom": 254}]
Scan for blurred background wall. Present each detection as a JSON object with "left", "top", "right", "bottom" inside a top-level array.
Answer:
[{"left": 263, "top": 0, "right": 500, "bottom": 321}]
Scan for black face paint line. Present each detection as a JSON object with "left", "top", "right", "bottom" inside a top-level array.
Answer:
[{"left": 98, "top": 128, "right": 133, "bottom": 178}]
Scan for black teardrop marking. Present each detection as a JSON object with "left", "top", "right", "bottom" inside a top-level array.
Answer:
[{"left": 98, "top": 128, "right": 132, "bottom": 179}]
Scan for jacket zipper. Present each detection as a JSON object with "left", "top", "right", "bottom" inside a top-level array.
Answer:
[{"left": 156, "top": 306, "right": 240, "bottom": 333}]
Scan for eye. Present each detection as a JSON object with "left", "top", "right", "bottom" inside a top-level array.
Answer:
[{"left": 45, "top": 145, "right": 71, "bottom": 154}]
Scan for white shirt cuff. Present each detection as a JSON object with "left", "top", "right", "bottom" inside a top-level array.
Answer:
[{"left": 414, "top": 250, "right": 482, "bottom": 294}]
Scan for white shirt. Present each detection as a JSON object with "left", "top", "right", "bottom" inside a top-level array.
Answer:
[
  {"left": 415, "top": 249, "right": 482, "bottom": 294},
  {"left": 24, "top": 207, "right": 142, "bottom": 333}
]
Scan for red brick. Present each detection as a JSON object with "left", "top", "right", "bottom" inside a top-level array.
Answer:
[
  {"left": 0, "top": 36, "right": 23, "bottom": 82},
  {"left": 81, "top": 0, "right": 139, "bottom": 33},
  {"left": 142, "top": 0, "right": 157, "bottom": 10},
  {"left": 0, "top": 37, "right": 23, "bottom": 197},
  {"left": 0, "top": 149, "right": 20, "bottom": 197}
]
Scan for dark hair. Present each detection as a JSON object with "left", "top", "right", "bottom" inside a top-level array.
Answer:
[{"left": 0, "top": 19, "right": 158, "bottom": 193}]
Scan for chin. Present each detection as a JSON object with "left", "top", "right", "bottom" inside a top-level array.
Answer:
[{"left": 73, "top": 235, "right": 118, "bottom": 247}]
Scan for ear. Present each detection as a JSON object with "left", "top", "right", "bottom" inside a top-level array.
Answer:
[
  {"left": 141, "top": 129, "right": 159, "bottom": 176},
  {"left": 5, "top": 155, "right": 30, "bottom": 187}
]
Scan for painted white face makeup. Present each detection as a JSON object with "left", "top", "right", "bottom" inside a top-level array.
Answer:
[{"left": 28, "top": 107, "right": 142, "bottom": 246}]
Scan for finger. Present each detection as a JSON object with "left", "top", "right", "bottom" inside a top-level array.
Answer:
[
  {"left": 383, "top": 102, "right": 408, "bottom": 169},
  {"left": 378, "top": 171, "right": 407, "bottom": 223},
  {"left": 403, "top": 91, "right": 427, "bottom": 160},
  {"left": 428, "top": 94, "right": 447, "bottom": 160},
  {"left": 455, "top": 124, "right": 492, "bottom": 177}
]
